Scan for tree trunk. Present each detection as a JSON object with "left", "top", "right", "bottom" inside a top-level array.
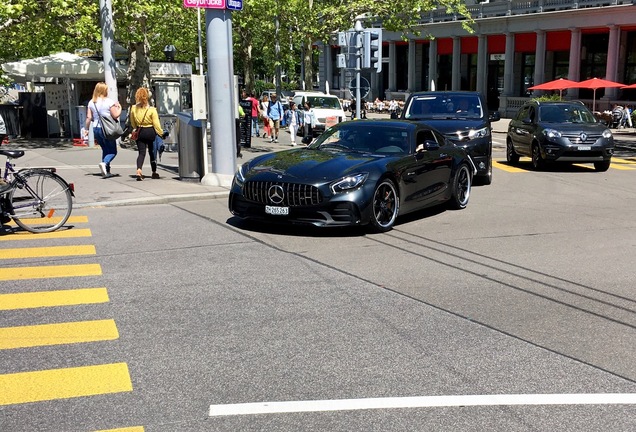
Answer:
[
  {"left": 126, "top": 38, "right": 151, "bottom": 105},
  {"left": 303, "top": 39, "right": 314, "bottom": 91}
]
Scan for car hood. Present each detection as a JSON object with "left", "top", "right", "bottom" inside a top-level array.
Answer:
[
  {"left": 410, "top": 118, "right": 488, "bottom": 134},
  {"left": 243, "top": 149, "right": 384, "bottom": 182},
  {"left": 538, "top": 122, "right": 610, "bottom": 134}
]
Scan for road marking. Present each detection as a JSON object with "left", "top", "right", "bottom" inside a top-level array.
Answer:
[
  {"left": 7, "top": 215, "right": 89, "bottom": 226},
  {"left": 1, "top": 245, "right": 96, "bottom": 260},
  {"left": 493, "top": 160, "right": 527, "bottom": 173},
  {"left": 611, "top": 157, "right": 636, "bottom": 165},
  {"left": 0, "top": 363, "right": 132, "bottom": 405},
  {"left": 0, "top": 263, "right": 102, "bottom": 281},
  {"left": 209, "top": 393, "right": 636, "bottom": 416},
  {"left": 0, "top": 287, "right": 109, "bottom": 310},
  {"left": 94, "top": 427, "right": 145, "bottom": 432},
  {"left": 0, "top": 228, "right": 92, "bottom": 241},
  {"left": 610, "top": 163, "right": 635, "bottom": 170},
  {"left": 0, "top": 319, "right": 119, "bottom": 350}
]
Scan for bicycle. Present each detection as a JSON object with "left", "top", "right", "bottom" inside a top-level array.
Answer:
[{"left": 0, "top": 149, "right": 75, "bottom": 233}]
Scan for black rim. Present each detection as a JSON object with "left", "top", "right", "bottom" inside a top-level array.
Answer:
[
  {"left": 373, "top": 181, "right": 397, "bottom": 228},
  {"left": 456, "top": 166, "right": 470, "bottom": 205}
]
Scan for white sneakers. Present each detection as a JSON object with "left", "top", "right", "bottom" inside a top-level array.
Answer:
[{"left": 98, "top": 162, "right": 107, "bottom": 177}]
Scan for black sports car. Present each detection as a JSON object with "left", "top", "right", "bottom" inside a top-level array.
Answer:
[{"left": 228, "top": 120, "right": 476, "bottom": 232}]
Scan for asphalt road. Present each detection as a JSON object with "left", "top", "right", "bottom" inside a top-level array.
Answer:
[{"left": 2, "top": 147, "right": 636, "bottom": 431}]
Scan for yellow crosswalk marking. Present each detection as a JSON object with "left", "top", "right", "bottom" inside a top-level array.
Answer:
[
  {"left": 0, "top": 287, "right": 109, "bottom": 310},
  {"left": 0, "top": 319, "right": 119, "bottom": 350},
  {"left": 1, "top": 245, "right": 96, "bottom": 260},
  {"left": 0, "top": 363, "right": 133, "bottom": 405},
  {"left": 7, "top": 215, "right": 89, "bottom": 226},
  {"left": 610, "top": 163, "right": 636, "bottom": 170},
  {"left": 493, "top": 160, "right": 527, "bottom": 173},
  {"left": 95, "top": 427, "right": 145, "bottom": 432},
  {"left": 611, "top": 157, "right": 636, "bottom": 165},
  {"left": 0, "top": 264, "right": 102, "bottom": 281},
  {"left": 0, "top": 228, "right": 92, "bottom": 241}
]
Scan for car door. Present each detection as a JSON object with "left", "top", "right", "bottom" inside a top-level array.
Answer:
[
  {"left": 399, "top": 129, "right": 453, "bottom": 212},
  {"left": 509, "top": 105, "right": 536, "bottom": 156}
]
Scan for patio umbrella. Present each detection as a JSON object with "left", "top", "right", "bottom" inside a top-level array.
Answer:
[
  {"left": 621, "top": 83, "right": 636, "bottom": 89},
  {"left": 528, "top": 78, "right": 579, "bottom": 99},
  {"left": 573, "top": 78, "right": 625, "bottom": 112}
]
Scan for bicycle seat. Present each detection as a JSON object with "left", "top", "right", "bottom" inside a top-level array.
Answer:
[{"left": 0, "top": 150, "right": 25, "bottom": 159}]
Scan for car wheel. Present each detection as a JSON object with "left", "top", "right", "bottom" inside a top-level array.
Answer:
[
  {"left": 531, "top": 144, "right": 545, "bottom": 171},
  {"left": 448, "top": 164, "right": 472, "bottom": 210},
  {"left": 369, "top": 179, "right": 399, "bottom": 233},
  {"left": 594, "top": 160, "right": 611, "bottom": 172},
  {"left": 506, "top": 139, "right": 519, "bottom": 164}
]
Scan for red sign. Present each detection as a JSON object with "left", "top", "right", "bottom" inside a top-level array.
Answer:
[{"left": 183, "top": 0, "right": 226, "bottom": 8}]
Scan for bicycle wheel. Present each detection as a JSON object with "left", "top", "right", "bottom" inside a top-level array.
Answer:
[{"left": 9, "top": 170, "right": 73, "bottom": 233}]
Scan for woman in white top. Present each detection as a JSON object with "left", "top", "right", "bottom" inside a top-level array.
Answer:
[
  {"left": 260, "top": 95, "right": 270, "bottom": 139},
  {"left": 85, "top": 82, "right": 122, "bottom": 178}
]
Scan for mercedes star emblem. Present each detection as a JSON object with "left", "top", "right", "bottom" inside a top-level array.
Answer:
[{"left": 268, "top": 185, "right": 285, "bottom": 204}]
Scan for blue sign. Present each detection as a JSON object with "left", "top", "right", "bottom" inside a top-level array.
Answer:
[{"left": 226, "top": 0, "right": 243, "bottom": 10}]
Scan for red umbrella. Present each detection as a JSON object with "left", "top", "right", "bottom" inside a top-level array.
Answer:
[
  {"left": 528, "top": 78, "right": 579, "bottom": 100},
  {"left": 573, "top": 78, "right": 625, "bottom": 111},
  {"left": 621, "top": 83, "right": 636, "bottom": 89}
]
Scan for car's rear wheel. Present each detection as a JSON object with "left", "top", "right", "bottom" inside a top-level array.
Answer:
[
  {"left": 369, "top": 179, "right": 399, "bottom": 233},
  {"left": 594, "top": 160, "right": 611, "bottom": 172},
  {"left": 531, "top": 144, "right": 545, "bottom": 171},
  {"left": 448, "top": 164, "right": 472, "bottom": 210},
  {"left": 506, "top": 139, "right": 519, "bottom": 164}
]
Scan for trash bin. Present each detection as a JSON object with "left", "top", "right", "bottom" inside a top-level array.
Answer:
[{"left": 176, "top": 111, "right": 204, "bottom": 181}]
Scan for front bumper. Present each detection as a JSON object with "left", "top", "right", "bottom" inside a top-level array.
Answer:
[{"left": 540, "top": 138, "right": 614, "bottom": 162}]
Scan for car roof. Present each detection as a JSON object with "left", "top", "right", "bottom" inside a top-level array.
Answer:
[
  {"left": 337, "top": 119, "right": 421, "bottom": 131},
  {"left": 408, "top": 91, "right": 484, "bottom": 97}
]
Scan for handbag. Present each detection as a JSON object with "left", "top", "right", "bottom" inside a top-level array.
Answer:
[
  {"left": 130, "top": 108, "right": 149, "bottom": 141},
  {"left": 96, "top": 107, "right": 124, "bottom": 140}
]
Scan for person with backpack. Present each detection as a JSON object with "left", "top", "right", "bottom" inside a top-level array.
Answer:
[{"left": 267, "top": 93, "right": 284, "bottom": 143}]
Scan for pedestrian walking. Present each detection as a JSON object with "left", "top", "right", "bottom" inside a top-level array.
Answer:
[
  {"left": 285, "top": 101, "right": 303, "bottom": 146},
  {"left": 0, "top": 112, "right": 7, "bottom": 144},
  {"left": 302, "top": 101, "right": 316, "bottom": 144},
  {"left": 247, "top": 92, "right": 260, "bottom": 137},
  {"left": 267, "top": 93, "right": 284, "bottom": 143},
  {"left": 84, "top": 82, "right": 122, "bottom": 178},
  {"left": 130, "top": 87, "right": 167, "bottom": 181},
  {"left": 260, "top": 95, "right": 271, "bottom": 139}
]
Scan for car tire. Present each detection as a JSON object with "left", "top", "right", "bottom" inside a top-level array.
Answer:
[
  {"left": 369, "top": 179, "right": 399, "bottom": 233},
  {"left": 594, "top": 160, "right": 611, "bottom": 172},
  {"left": 506, "top": 139, "right": 519, "bottom": 164},
  {"left": 531, "top": 144, "right": 545, "bottom": 171},
  {"left": 448, "top": 164, "right": 472, "bottom": 210}
]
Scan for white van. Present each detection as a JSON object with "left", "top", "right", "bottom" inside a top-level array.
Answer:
[{"left": 293, "top": 92, "right": 346, "bottom": 136}]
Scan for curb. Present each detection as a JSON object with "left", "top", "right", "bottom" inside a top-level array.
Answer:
[{"left": 74, "top": 191, "right": 230, "bottom": 209}]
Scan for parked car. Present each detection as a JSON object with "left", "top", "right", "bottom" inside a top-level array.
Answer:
[
  {"left": 401, "top": 91, "right": 500, "bottom": 185},
  {"left": 506, "top": 100, "right": 614, "bottom": 171},
  {"left": 293, "top": 92, "right": 347, "bottom": 136},
  {"left": 228, "top": 119, "right": 476, "bottom": 232}
]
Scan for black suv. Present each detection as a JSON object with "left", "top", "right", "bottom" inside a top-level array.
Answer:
[
  {"left": 507, "top": 100, "right": 614, "bottom": 171},
  {"left": 401, "top": 91, "right": 500, "bottom": 185}
]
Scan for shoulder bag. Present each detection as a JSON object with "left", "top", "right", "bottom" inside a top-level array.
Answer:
[
  {"left": 130, "top": 108, "right": 149, "bottom": 141},
  {"left": 95, "top": 102, "right": 124, "bottom": 140}
]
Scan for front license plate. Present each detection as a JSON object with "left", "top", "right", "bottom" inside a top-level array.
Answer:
[
  {"left": 578, "top": 146, "right": 592, "bottom": 151},
  {"left": 265, "top": 206, "right": 289, "bottom": 215}
]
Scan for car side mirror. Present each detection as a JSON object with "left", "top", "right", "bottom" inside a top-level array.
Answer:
[
  {"left": 490, "top": 111, "right": 501, "bottom": 122},
  {"left": 416, "top": 140, "right": 440, "bottom": 153},
  {"left": 522, "top": 117, "right": 533, "bottom": 125}
]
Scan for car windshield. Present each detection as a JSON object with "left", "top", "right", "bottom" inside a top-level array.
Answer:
[
  {"left": 307, "top": 96, "right": 342, "bottom": 110},
  {"left": 404, "top": 94, "right": 483, "bottom": 119},
  {"left": 539, "top": 105, "right": 597, "bottom": 124},
  {"left": 309, "top": 123, "right": 410, "bottom": 154}
]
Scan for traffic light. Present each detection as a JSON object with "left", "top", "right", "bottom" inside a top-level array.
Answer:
[{"left": 362, "top": 29, "right": 382, "bottom": 72}]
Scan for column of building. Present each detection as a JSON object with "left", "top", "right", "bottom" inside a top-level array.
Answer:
[
  {"left": 567, "top": 28, "right": 581, "bottom": 99},
  {"left": 428, "top": 39, "right": 438, "bottom": 91},
  {"left": 452, "top": 37, "right": 461, "bottom": 91}
]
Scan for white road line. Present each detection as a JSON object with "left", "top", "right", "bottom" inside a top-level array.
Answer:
[{"left": 209, "top": 393, "right": 636, "bottom": 417}]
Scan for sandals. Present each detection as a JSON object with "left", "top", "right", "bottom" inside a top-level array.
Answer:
[{"left": 136, "top": 169, "right": 144, "bottom": 181}]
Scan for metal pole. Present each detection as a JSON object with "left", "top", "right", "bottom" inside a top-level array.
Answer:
[
  {"left": 98, "top": 0, "right": 117, "bottom": 100},
  {"left": 275, "top": 4, "right": 282, "bottom": 97},
  {"left": 197, "top": 7, "right": 208, "bottom": 177},
  {"left": 202, "top": 8, "right": 236, "bottom": 187},
  {"left": 355, "top": 20, "right": 362, "bottom": 120}
]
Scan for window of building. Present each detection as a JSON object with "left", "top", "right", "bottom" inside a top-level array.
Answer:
[
  {"left": 522, "top": 53, "right": 535, "bottom": 96},
  {"left": 438, "top": 55, "right": 452, "bottom": 91},
  {"left": 580, "top": 33, "right": 609, "bottom": 99},
  {"left": 553, "top": 51, "right": 569, "bottom": 80}
]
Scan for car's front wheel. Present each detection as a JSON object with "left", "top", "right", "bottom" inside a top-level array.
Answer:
[
  {"left": 594, "top": 160, "right": 611, "bottom": 172},
  {"left": 369, "top": 179, "right": 399, "bottom": 233},
  {"left": 506, "top": 139, "right": 520, "bottom": 164},
  {"left": 531, "top": 144, "right": 545, "bottom": 171},
  {"left": 448, "top": 164, "right": 472, "bottom": 210}
]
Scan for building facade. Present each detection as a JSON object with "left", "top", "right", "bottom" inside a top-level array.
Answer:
[{"left": 318, "top": 0, "right": 636, "bottom": 116}]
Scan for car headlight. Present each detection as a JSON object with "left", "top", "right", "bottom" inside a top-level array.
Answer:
[
  {"left": 602, "top": 129, "right": 613, "bottom": 139},
  {"left": 234, "top": 164, "right": 248, "bottom": 187},
  {"left": 330, "top": 173, "right": 368, "bottom": 194},
  {"left": 544, "top": 128, "right": 562, "bottom": 139},
  {"left": 468, "top": 127, "right": 490, "bottom": 139}
]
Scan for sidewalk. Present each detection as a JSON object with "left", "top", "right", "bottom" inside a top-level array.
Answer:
[{"left": 2, "top": 117, "right": 634, "bottom": 209}]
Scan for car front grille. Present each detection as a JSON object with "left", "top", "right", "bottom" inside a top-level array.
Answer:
[
  {"left": 562, "top": 132, "right": 603, "bottom": 144},
  {"left": 243, "top": 181, "right": 323, "bottom": 207}
]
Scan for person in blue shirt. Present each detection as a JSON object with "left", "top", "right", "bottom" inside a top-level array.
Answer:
[{"left": 267, "top": 93, "right": 284, "bottom": 143}]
